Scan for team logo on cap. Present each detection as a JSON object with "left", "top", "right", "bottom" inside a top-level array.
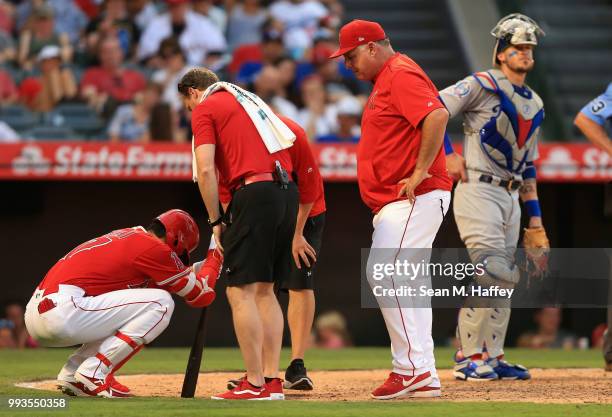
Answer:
[{"left": 358, "top": 36, "right": 365, "bottom": 41}]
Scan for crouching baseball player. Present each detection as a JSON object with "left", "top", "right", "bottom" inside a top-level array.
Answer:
[
  {"left": 24, "top": 209, "right": 222, "bottom": 398},
  {"left": 439, "top": 14, "right": 549, "bottom": 381}
]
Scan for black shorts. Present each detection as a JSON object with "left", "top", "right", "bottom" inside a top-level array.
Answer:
[
  {"left": 279, "top": 212, "right": 326, "bottom": 291},
  {"left": 221, "top": 181, "right": 298, "bottom": 287}
]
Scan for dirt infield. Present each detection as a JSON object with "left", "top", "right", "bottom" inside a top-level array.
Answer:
[{"left": 18, "top": 369, "right": 612, "bottom": 403}]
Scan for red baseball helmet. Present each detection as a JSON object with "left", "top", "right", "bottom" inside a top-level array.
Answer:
[{"left": 156, "top": 209, "right": 200, "bottom": 264}]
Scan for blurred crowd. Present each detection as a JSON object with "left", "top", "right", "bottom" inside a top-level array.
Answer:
[
  {"left": 0, "top": 0, "right": 368, "bottom": 143},
  {"left": 0, "top": 302, "right": 37, "bottom": 348}
]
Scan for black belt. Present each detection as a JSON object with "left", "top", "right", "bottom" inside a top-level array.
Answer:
[{"left": 478, "top": 174, "right": 522, "bottom": 191}]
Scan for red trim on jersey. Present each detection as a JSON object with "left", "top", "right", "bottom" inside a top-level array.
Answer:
[
  {"left": 476, "top": 72, "right": 496, "bottom": 90},
  {"left": 390, "top": 202, "right": 416, "bottom": 375},
  {"left": 115, "top": 331, "right": 139, "bottom": 350},
  {"left": 96, "top": 352, "right": 112, "bottom": 367}
]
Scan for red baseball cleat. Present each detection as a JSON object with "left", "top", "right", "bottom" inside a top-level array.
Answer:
[
  {"left": 74, "top": 373, "right": 132, "bottom": 398},
  {"left": 265, "top": 378, "right": 285, "bottom": 400},
  {"left": 371, "top": 371, "right": 433, "bottom": 400},
  {"left": 211, "top": 378, "right": 271, "bottom": 400}
]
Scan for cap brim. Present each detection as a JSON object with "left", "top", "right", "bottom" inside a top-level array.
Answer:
[{"left": 328, "top": 46, "right": 356, "bottom": 59}]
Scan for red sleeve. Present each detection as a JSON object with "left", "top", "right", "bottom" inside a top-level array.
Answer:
[
  {"left": 133, "top": 243, "right": 191, "bottom": 287},
  {"left": 283, "top": 117, "right": 321, "bottom": 205},
  {"left": 192, "top": 102, "right": 217, "bottom": 148},
  {"left": 390, "top": 70, "right": 444, "bottom": 128},
  {"left": 18, "top": 77, "right": 42, "bottom": 105}
]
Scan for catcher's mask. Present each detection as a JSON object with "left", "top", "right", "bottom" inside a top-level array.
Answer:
[
  {"left": 491, "top": 13, "right": 545, "bottom": 67},
  {"left": 155, "top": 209, "right": 200, "bottom": 265}
]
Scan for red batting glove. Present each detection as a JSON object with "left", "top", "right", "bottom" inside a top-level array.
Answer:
[{"left": 186, "top": 249, "right": 223, "bottom": 308}]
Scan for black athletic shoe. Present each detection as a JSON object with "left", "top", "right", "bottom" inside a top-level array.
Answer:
[{"left": 283, "top": 359, "right": 313, "bottom": 390}]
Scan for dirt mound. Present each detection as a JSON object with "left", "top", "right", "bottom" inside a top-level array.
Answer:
[{"left": 17, "top": 368, "right": 612, "bottom": 403}]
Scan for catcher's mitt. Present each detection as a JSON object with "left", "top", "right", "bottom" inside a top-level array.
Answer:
[{"left": 522, "top": 227, "right": 550, "bottom": 279}]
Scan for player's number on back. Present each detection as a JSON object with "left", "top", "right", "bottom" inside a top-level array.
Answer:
[{"left": 61, "top": 228, "right": 139, "bottom": 260}]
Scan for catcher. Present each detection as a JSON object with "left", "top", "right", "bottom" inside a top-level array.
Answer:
[
  {"left": 25, "top": 209, "right": 222, "bottom": 398},
  {"left": 439, "top": 13, "right": 550, "bottom": 381}
]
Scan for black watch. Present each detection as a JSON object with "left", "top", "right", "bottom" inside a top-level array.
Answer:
[{"left": 208, "top": 216, "right": 223, "bottom": 227}]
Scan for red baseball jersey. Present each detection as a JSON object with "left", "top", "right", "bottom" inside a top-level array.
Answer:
[
  {"left": 280, "top": 116, "right": 326, "bottom": 217},
  {"left": 358, "top": 53, "right": 453, "bottom": 213},
  {"left": 192, "top": 90, "right": 293, "bottom": 192},
  {"left": 38, "top": 227, "right": 190, "bottom": 296}
]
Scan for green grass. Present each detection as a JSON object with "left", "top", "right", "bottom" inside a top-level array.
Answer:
[{"left": 0, "top": 347, "right": 609, "bottom": 417}]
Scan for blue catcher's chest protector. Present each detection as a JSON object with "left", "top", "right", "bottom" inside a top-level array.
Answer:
[{"left": 472, "top": 69, "right": 544, "bottom": 174}]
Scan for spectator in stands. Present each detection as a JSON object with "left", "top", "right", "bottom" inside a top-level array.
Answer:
[
  {"left": 0, "top": 1, "right": 15, "bottom": 63},
  {"left": 274, "top": 55, "right": 300, "bottom": 105},
  {"left": 252, "top": 64, "right": 298, "bottom": 120},
  {"left": 317, "top": 95, "right": 361, "bottom": 143},
  {"left": 0, "top": 30, "right": 15, "bottom": 64},
  {"left": 192, "top": 0, "right": 226, "bottom": 33},
  {"left": 0, "top": 121, "right": 20, "bottom": 143},
  {"left": 517, "top": 307, "right": 578, "bottom": 349},
  {"left": 229, "top": 21, "right": 285, "bottom": 80},
  {"left": 19, "top": 45, "right": 77, "bottom": 112},
  {"left": 108, "top": 82, "right": 161, "bottom": 143},
  {"left": 80, "top": 35, "right": 146, "bottom": 115},
  {"left": 0, "top": 67, "right": 17, "bottom": 103},
  {"left": 0, "top": 302, "right": 37, "bottom": 349},
  {"left": 151, "top": 37, "right": 193, "bottom": 112},
  {"left": 0, "top": 0, "right": 13, "bottom": 34},
  {"left": 137, "top": 0, "right": 226, "bottom": 67},
  {"left": 126, "top": 0, "right": 159, "bottom": 33},
  {"left": 85, "top": 0, "right": 140, "bottom": 60},
  {"left": 269, "top": 0, "right": 329, "bottom": 59},
  {"left": 16, "top": 0, "right": 88, "bottom": 44},
  {"left": 296, "top": 74, "right": 334, "bottom": 140},
  {"left": 314, "top": 311, "right": 352, "bottom": 349},
  {"left": 17, "top": 4, "right": 72, "bottom": 71},
  {"left": 312, "top": 43, "right": 364, "bottom": 101},
  {"left": 226, "top": 0, "right": 268, "bottom": 50}
]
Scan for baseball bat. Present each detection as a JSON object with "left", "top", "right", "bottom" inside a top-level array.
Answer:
[{"left": 181, "top": 306, "right": 209, "bottom": 398}]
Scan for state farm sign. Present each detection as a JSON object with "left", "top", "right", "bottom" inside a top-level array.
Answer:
[{"left": 0, "top": 142, "right": 609, "bottom": 182}]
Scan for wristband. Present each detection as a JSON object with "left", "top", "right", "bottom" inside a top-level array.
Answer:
[
  {"left": 207, "top": 217, "right": 223, "bottom": 227},
  {"left": 524, "top": 199, "right": 542, "bottom": 218},
  {"left": 444, "top": 132, "right": 454, "bottom": 155}
]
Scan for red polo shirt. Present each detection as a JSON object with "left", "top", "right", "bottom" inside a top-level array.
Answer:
[
  {"left": 358, "top": 53, "right": 452, "bottom": 213},
  {"left": 280, "top": 116, "right": 326, "bottom": 217},
  {"left": 192, "top": 91, "right": 293, "bottom": 192},
  {"left": 216, "top": 115, "right": 326, "bottom": 218}
]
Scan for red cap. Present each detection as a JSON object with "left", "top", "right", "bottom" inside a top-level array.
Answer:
[
  {"left": 329, "top": 20, "right": 386, "bottom": 59},
  {"left": 166, "top": 0, "right": 190, "bottom": 5}
]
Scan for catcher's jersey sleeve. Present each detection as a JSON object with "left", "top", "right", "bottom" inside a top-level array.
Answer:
[
  {"left": 579, "top": 82, "right": 612, "bottom": 127},
  {"left": 439, "top": 76, "right": 483, "bottom": 118}
]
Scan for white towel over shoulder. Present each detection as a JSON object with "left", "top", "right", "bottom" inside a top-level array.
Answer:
[{"left": 191, "top": 82, "right": 296, "bottom": 182}]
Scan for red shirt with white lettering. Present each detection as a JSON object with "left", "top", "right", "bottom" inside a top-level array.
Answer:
[
  {"left": 38, "top": 227, "right": 189, "bottom": 296},
  {"left": 192, "top": 90, "right": 293, "bottom": 191},
  {"left": 358, "top": 53, "right": 452, "bottom": 213},
  {"left": 280, "top": 116, "right": 326, "bottom": 217}
]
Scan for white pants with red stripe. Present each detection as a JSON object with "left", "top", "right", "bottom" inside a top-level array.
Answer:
[
  {"left": 25, "top": 285, "right": 174, "bottom": 379},
  {"left": 368, "top": 190, "right": 450, "bottom": 384}
]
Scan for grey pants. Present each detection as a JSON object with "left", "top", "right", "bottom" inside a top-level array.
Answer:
[{"left": 453, "top": 180, "right": 521, "bottom": 358}]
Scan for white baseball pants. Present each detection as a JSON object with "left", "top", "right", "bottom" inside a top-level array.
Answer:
[
  {"left": 25, "top": 285, "right": 174, "bottom": 379},
  {"left": 368, "top": 190, "right": 450, "bottom": 384}
]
